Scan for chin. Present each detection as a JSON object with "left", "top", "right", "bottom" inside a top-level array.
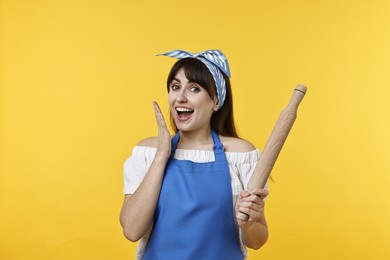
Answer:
[
  {"left": 175, "top": 122, "right": 199, "bottom": 133},
  {"left": 175, "top": 125, "right": 192, "bottom": 132}
]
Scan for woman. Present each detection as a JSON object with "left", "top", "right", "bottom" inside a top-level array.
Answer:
[{"left": 120, "top": 50, "right": 269, "bottom": 260}]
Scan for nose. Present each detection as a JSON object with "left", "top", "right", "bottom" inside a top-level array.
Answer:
[{"left": 176, "top": 89, "right": 187, "bottom": 102}]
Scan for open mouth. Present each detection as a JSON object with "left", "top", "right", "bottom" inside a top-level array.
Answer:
[{"left": 176, "top": 107, "right": 194, "bottom": 120}]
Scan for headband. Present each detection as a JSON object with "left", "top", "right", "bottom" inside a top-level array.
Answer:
[{"left": 157, "top": 49, "right": 231, "bottom": 110}]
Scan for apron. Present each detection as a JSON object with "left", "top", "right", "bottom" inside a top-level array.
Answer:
[{"left": 143, "top": 130, "right": 243, "bottom": 260}]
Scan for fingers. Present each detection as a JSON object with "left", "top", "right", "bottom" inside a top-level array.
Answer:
[
  {"left": 236, "top": 189, "right": 268, "bottom": 223},
  {"left": 240, "top": 189, "right": 268, "bottom": 203},
  {"left": 152, "top": 101, "right": 170, "bottom": 138},
  {"left": 238, "top": 193, "right": 264, "bottom": 211},
  {"left": 152, "top": 101, "right": 171, "bottom": 160},
  {"left": 252, "top": 189, "right": 269, "bottom": 200},
  {"left": 152, "top": 101, "right": 167, "bottom": 129},
  {"left": 237, "top": 205, "right": 260, "bottom": 218}
]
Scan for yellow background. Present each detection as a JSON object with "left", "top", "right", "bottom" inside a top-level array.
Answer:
[{"left": 1, "top": 0, "right": 389, "bottom": 259}]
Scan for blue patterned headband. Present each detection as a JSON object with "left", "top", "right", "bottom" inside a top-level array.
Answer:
[{"left": 157, "top": 49, "right": 231, "bottom": 110}]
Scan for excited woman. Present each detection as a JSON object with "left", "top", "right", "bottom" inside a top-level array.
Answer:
[{"left": 120, "top": 50, "right": 269, "bottom": 260}]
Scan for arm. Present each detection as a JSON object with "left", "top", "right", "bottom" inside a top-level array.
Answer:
[
  {"left": 235, "top": 189, "right": 269, "bottom": 249},
  {"left": 119, "top": 101, "right": 171, "bottom": 242},
  {"left": 221, "top": 137, "right": 269, "bottom": 248}
]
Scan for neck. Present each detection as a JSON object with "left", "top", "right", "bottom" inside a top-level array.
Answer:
[{"left": 177, "top": 128, "right": 214, "bottom": 150}]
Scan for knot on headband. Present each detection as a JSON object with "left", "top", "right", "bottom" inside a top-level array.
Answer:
[{"left": 157, "top": 49, "right": 231, "bottom": 110}]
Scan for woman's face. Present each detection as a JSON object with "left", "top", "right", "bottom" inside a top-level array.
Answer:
[{"left": 168, "top": 68, "right": 217, "bottom": 133}]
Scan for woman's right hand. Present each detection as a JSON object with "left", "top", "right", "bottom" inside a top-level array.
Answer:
[
  {"left": 120, "top": 102, "right": 172, "bottom": 242},
  {"left": 153, "top": 101, "right": 171, "bottom": 161}
]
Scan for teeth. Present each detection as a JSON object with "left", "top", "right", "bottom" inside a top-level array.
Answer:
[{"left": 176, "top": 107, "right": 193, "bottom": 112}]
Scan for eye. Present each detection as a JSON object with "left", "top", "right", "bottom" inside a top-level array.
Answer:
[
  {"left": 190, "top": 86, "right": 201, "bottom": 93},
  {"left": 170, "top": 84, "right": 180, "bottom": 91}
]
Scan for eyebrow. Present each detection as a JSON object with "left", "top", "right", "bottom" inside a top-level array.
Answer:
[
  {"left": 171, "top": 77, "right": 197, "bottom": 85},
  {"left": 171, "top": 77, "right": 181, "bottom": 83}
]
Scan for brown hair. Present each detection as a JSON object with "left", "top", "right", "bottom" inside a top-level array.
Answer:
[{"left": 167, "top": 58, "right": 239, "bottom": 138}]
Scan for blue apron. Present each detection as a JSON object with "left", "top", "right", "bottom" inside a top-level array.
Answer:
[{"left": 143, "top": 130, "right": 243, "bottom": 260}]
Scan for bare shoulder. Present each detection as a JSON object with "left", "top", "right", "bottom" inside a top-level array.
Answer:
[
  {"left": 219, "top": 136, "right": 256, "bottom": 152},
  {"left": 137, "top": 137, "right": 158, "bottom": 148}
]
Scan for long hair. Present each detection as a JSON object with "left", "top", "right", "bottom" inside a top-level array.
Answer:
[{"left": 166, "top": 58, "right": 239, "bottom": 138}]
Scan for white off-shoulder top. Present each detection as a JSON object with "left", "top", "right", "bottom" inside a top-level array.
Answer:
[{"left": 123, "top": 146, "right": 263, "bottom": 259}]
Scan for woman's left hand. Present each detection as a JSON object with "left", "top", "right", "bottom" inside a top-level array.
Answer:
[{"left": 235, "top": 189, "right": 268, "bottom": 227}]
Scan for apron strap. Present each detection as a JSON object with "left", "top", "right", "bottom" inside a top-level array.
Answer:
[
  {"left": 170, "top": 132, "right": 181, "bottom": 158},
  {"left": 211, "top": 130, "right": 226, "bottom": 162}
]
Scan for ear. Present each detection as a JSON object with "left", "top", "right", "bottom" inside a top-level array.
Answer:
[{"left": 213, "top": 97, "right": 219, "bottom": 111}]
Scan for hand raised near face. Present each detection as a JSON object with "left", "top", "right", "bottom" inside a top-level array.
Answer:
[{"left": 152, "top": 101, "right": 171, "bottom": 161}]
